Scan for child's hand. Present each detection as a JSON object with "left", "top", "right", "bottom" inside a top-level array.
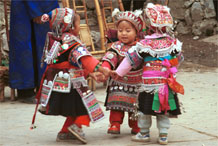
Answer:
[
  {"left": 89, "top": 72, "right": 105, "bottom": 83},
  {"left": 102, "top": 67, "right": 111, "bottom": 79},
  {"left": 98, "top": 67, "right": 111, "bottom": 80},
  {"left": 33, "top": 15, "right": 43, "bottom": 24},
  {"left": 110, "top": 71, "right": 119, "bottom": 80}
]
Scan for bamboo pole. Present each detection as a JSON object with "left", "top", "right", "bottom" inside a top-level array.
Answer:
[
  {"left": 61, "top": 0, "right": 69, "bottom": 8},
  {"left": 61, "top": 0, "right": 66, "bottom": 7},
  {"left": 165, "top": 0, "right": 169, "bottom": 5},
  {"left": 66, "top": 0, "right": 70, "bottom": 8},
  {"left": 94, "top": 0, "right": 106, "bottom": 50},
  {"left": 90, "top": 50, "right": 105, "bottom": 55},
  {"left": 118, "top": 0, "right": 124, "bottom": 11},
  {"left": 3, "top": 0, "right": 9, "bottom": 42}
]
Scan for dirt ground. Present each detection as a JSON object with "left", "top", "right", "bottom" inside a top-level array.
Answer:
[
  {"left": 178, "top": 34, "right": 218, "bottom": 70},
  {"left": 0, "top": 35, "right": 218, "bottom": 146}
]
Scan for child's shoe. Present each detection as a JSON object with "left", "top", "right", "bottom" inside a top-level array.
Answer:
[
  {"left": 158, "top": 133, "right": 168, "bottom": 145},
  {"left": 131, "top": 132, "right": 150, "bottom": 142},
  {"left": 107, "top": 124, "right": 120, "bottom": 134},
  {"left": 56, "top": 132, "right": 76, "bottom": 142},
  {"left": 68, "top": 124, "right": 87, "bottom": 144},
  {"left": 38, "top": 106, "right": 46, "bottom": 114}
]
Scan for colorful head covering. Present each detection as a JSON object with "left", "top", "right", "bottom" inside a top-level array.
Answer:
[
  {"left": 144, "top": 3, "right": 173, "bottom": 29},
  {"left": 41, "top": 8, "right": 75, "bottom": 37},
  {"left": 112, "top": 8, "right": 143, "bottom": 32}
]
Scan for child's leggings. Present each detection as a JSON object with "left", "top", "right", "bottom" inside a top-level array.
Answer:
[
  {"left": 137, "top": 112, "right": 170, "bottom": 134},
  {"left": 60, "top": 115, "right": 90, "bottom": 133},
  {"left": 109, "top": 110, "right": 139, "bottom": 130}
]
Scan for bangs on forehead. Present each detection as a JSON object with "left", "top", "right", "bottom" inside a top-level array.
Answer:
[
  {"left": 117, "top": 20, "right": 137, "bottom": 31},
  {"left": 114, "top": 10, "right": 143, "bottom": 32}
]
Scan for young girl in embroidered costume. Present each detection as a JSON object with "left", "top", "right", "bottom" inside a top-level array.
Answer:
[
  {"left": 31, "top": 8, "right": 109, "bottom": 144},
  {"left": 111, "top": 3, "right": 184, "bottom": 145},
  {"left": 99, "top": 8, "right": 144, "bottom": 135}
]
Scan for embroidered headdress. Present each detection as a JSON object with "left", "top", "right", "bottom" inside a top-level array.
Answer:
[
  {"left": 41, "top": 8, "right": 75, "bottom": 37},
  {"left": 144, "top": 3, "right": 173, "bottom": 29},
  {"left": 41, "top": 8, "right": 83, "bottom": 66},
  {"left": 112, "top": 8, "right": 143, "bottom": 32},
  {"left": 134, "top": 3, "right": 182, "bottom": 58}
]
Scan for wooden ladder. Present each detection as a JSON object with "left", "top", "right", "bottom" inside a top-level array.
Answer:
[
  {"left": 100, "top": 0, "right": 115, "bottom": 32},
  {"left": 100, "top": 0, "right": 124, "bottom": 32},
  {"left": 100, "top": 0, "right": 125, "bottom": 50},
  {"left": 72, "top": 0, "right": 96, "bottom": 53}
]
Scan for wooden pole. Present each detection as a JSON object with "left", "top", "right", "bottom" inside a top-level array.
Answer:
[
  {"left": 118, "top": 0, "right": 124, "bottom": 11},
  {"left": 94, "top": 0, "right": 106, "bottom": 50},
  {"left": 165, "top": 0, "right": 169, "bottom": 6},
  {"left": 90, "top": 50, "right": 105, "bottom": 55},
  {"left": 3, "top": 0, "right": 9, "bottom": 42}
]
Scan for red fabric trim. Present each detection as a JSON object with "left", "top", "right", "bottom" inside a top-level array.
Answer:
[
  {"left": 80, "top": 56, "right": 99, "bottom": 73},
  {"left": 48, "top": 61, "right": 78, "bottom": 69},
  {"left": 102, "top": 61, "right": 111, "bottom": 70}
]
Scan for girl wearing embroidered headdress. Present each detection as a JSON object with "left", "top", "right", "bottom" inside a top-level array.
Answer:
[
  {"left": 98, "top": 8, "right": 144, "bottom": 135},
  {"left": 111, "top": 3, "right": 184, "bottom": 145},
  {"left": 31, "top": 8, "right": 109, "bottom": 144}
]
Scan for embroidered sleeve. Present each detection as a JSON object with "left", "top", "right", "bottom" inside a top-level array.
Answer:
[
  {"left": 102, "top": 61, "right": 111, "bottom": 70},
  {"left": 69, "top": 45, "right": 91, "bottom": 68},
  {"left": 126, "top": 46, "right": 143, "bottom": 69},
  {"left": 101, "top": 51, "right": 118, "bottom": 69},
  {"left": 80, "top": 56, "right": 99, "bottom": 73}
]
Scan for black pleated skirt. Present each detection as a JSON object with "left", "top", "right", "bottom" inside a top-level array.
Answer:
[
  {"left": 138, "top": 92, "right": 181, "bottom": 116},
  {"left": 41, "top": 88, "right": 88, "bottom": 117}
]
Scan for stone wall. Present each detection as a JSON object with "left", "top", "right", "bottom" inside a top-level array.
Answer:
[
  {"left": 97, "top": 0, "right": 218, "bottom": 37},
  {"left": 168, "top": 0, "right": 218, "bottom": 36},
  {"left": 127, "top": 0, "right": 218, "bottom": 37}
]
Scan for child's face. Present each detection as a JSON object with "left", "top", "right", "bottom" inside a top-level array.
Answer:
[{"left": 117, "top": 20, "right": 137, "bottom": 45}]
